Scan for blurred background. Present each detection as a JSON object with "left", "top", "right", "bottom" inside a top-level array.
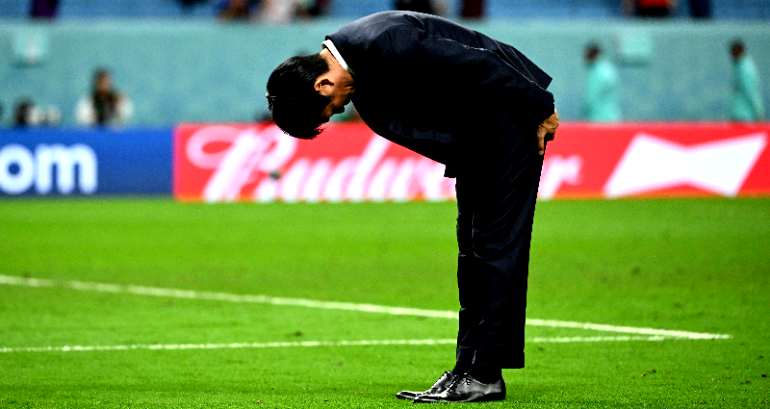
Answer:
[
  {"left": 0, "top": 0, "right": 768, "bottom": 128},
  {"left": 0, "top": 0, "right": 768, "bottom": 201}
]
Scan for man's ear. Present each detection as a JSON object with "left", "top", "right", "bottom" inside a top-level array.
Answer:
[{"left": 314, "top": 77, "right": 334, "bottom": 92}]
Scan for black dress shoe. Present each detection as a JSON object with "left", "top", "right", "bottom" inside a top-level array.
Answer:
[
  {"left": 395, "top": 371, "right": 456, "bottom": 400},
  {"left": 413, "top": 374, "right": 505, "bottom": 403}
]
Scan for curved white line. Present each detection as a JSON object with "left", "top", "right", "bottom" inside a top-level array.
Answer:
[
  {"left": 1, "top": 336, "right": 707, "bottom": 354},
  {"left": 0, "top": 275, "right": 732, "bottom": 340}
]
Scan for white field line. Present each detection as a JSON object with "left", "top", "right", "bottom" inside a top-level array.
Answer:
[
  {"left": 0, "top": 275, "right": 731, "bottom": 341},
  {"left": 1, "top": 336, "right": 687, "bottom": 354},
  {"left": 0, "top": 339, "right": 456, "bottom": 353}
]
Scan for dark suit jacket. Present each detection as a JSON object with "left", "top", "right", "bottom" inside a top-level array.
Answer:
[{"left": 326, "top": 11, "right": 554, "bottom": 171}]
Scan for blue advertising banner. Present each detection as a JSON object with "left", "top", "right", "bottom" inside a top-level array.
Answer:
[{"left": 0, "top": 128, "right": 172, "bottom": 196}]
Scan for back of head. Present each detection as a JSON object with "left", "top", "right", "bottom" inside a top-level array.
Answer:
[
  {"left": 266, "top": 54, "right": 332, "bottom": 139},
  {"left": 93, "top": 67, "right": 113, "bottom": 93},
  {"left": 585, "top": 44, "right": 601, "bottom": 62},
  {"left": 730, "top": 40, "right": 745, "bottom": 60}
]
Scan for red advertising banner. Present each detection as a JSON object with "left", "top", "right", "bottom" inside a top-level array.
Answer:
[{"left": 174, "top": 122, "right": 770, "bottom": 202}]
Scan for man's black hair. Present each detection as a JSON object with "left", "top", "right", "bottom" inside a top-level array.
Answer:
[{"left": 266, "top": 54, "right": 332, "bottom": 139}]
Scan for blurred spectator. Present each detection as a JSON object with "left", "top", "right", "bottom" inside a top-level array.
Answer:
[
  {"left": 461, "top": 0, "right": 484, "bottom": 19},
  {"left": 729, "top": 41, "right": 765, "bottom": 122},
  {"left": 30, "top": 0, "right": 58, "bottom": 19},
  {"left": 582, "top": 44, "right": 621, "bottom": 122},
  {"left": 13, "top": 99, "right": 32, "bottom": 127},
  {"left": 296, "top": 0, "right": 331, "bottom": 18},
  {"left": 689, "top": 0, "right": 711, "bottom": 18},
  {"left": 13, "top": 99, "right": 37, "bottom": 127},
  {"left": 44, "top": 106, "right": 62, "bottom": 126},
  {"left": 258, "top": 0, "right": 298, "bottom": 23},
  {"left": 217, "top": 0, "right": 322, "bottom": 22},
  {"left": 179, "top": 0, "right": 207, "bottom": 14},
  {"left": 218, "top": 0, "right": 256, "bottom": 21},
  {"left": 76, "top": 68, "right": 133, "bottom": 127},
  {"left": 10, "top": 99, "right": 58, "bottom": 127},
  {"left": 622, "top": 0, "right": 676, "bottom": 17},
  {"left": 394, "top": 0, "right": 436, "bottom": 15}
]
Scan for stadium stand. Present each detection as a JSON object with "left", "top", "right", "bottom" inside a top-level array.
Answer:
[
  {"left": 0, "top": 0, "right": 769, "bottom": 19},
  {"left": 0, "top": 0, "right": 767, "bottom": 126},
  {"left": 1, "top": 19, "right": 768, "bottom": 126}
]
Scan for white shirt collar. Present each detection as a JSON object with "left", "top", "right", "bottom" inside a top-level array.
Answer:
[{"left": 323, "top": 39, "right": 355, "bottom": 77}]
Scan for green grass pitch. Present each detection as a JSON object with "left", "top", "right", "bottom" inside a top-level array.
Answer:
[{"left": 0, "top": 197, "right": 768, "bottom": 408}]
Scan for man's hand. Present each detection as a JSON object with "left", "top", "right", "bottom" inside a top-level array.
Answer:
[{"left": 537, "top": 110, "right": 559, "bottom": 155}]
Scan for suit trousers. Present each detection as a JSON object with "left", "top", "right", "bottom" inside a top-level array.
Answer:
[{"left": 453, "top": 118, "right": 544, "bottom": 369}]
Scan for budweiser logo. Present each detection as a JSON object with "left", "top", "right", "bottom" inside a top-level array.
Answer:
[
  {"left": 181, "top": 124, "right": 456, "bottom": 202},
  {"left": 604, "top": 133, "right": 767, "bottom": 197}
]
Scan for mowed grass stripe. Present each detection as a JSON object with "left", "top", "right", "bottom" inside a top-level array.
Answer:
[{"left": 0, "top": 274, "right": 732, "bottom": 340}]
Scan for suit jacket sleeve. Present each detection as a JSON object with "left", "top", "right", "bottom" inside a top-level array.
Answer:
[{"left": 364, "top": 24, "right": 555, "bottom": 124}]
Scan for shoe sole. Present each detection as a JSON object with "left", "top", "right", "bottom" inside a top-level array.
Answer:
[
  {"left": 395, "top": 392, "right": 420, "bottom": 400},
  {"left": 414, "top": 392, "right": 505, "bottom": 403}
]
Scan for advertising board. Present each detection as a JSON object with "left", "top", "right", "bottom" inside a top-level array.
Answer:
[
  {"left": 0, "top": 128, "right": 172, "bottom": 196},
  {"left": 174, "top": 122, "right": 770, "bottom": 202}
]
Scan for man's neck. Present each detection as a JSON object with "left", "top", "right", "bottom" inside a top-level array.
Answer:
[{"left": 319, "top": 49, "right": 355, "bottom": 89}]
